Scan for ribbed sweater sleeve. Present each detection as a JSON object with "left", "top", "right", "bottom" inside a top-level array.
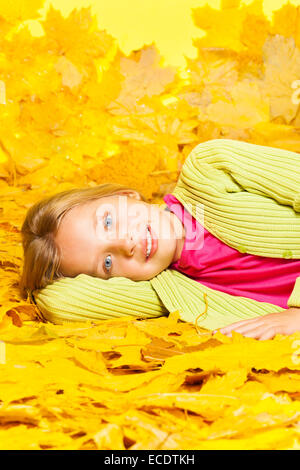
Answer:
[
  {"left": 32, "top": 274, "right": 168, "bottom": 324},
  {"left": 182, "top": 138, "right": 300, "bottom": 210},
  {"left": 32, "top": 268, "right": 287, "bottom": 330},
  {"left": 150, "top": 269, "right": 286, "bottom": 330}
]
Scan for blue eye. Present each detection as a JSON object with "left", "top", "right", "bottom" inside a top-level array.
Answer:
[
  {"left": 103, "top": 212, "right": 113, "bottom": 274},
  {"left": 104, "top": 254, "right": 112, "bottom": 273},
  {"left": 104, "top": 213, "right": 113, "bottom": 229}
]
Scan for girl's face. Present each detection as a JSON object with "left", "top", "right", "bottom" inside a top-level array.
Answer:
[{"left": 54, "top": 190, "right": 186, "bottom": 281}]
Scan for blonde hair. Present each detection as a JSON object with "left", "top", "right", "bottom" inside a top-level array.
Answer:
[{"left": 19, "top": 183, "right": 148, "bottom": 300}]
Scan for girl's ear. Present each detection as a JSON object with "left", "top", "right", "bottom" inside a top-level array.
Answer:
[{"left": 116, "top": 190, "right": 142, "bottom": 201}]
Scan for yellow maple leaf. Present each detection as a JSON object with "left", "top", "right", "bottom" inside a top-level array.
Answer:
[
  {"left": 261, "top": 34, "right": 300, "bottom": 124},
  {"left": 270, "top": 2, "right": 300, "bottom": 49},
  {"left": 41, "top": 6, "right": 115, "bottom": 68},
  {"left": 0, "top": 0, "right": 43, "bottom": 24},
  {"left": 54, "top": 56, "right": 83, "bottom": 89},
  {"left": 108, "top": 45, "right": 176, "bottom": 115}
]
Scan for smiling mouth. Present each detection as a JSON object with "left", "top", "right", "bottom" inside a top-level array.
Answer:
[
  {"left": 146, "top": 226, "right": 152, "bottom": 259},
  {"left": 145, "top": 224, "right": 158, "bottom": 261}
]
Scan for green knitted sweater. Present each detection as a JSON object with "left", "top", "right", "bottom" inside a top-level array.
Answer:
[{"left": 32, "top": 138, "right": 300, "bottom": 330}]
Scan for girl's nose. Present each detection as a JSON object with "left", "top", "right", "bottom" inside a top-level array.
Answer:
[{"left": 115, "top": 235, "right": 135, "bottom": 256}]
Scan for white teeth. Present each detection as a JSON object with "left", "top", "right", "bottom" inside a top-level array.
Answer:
[{"left": 146, "top": 226, "right": 152, "bottom": 258}]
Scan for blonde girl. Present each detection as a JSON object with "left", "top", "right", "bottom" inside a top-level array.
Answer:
[{"left": 20, "top": 139, "right": 300, "bottom": 340}]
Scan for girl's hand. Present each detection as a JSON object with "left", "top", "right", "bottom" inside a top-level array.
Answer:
[{"left": 213, "top": 307, "right": 300, "bottom": 340}]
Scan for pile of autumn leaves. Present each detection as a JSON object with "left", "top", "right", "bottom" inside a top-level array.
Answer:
[
  {"left": 1, "top": 311, "right": 300, "bottom": 450},
  {"left": 1, "top": 0, "right": 300, "bottom": 449}
]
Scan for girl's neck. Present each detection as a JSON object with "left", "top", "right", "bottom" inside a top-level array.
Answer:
[{"left": 170, "top": 212, "right": 186, "bottom": 264}]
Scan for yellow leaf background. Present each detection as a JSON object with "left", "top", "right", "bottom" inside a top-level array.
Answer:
[{"left": 1, "top": 0, "right": 300, "bottom": 450}]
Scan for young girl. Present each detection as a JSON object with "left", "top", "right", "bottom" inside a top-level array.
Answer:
[{"left": 20, "top": 138, "right": 300, "bottom": 340}]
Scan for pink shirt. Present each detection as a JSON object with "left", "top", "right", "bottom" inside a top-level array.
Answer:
[{"left": 164, "top": 193, "right": 300, "bottom": 308}]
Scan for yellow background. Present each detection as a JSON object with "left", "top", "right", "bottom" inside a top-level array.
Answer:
[{"left": 22, "top": 0, "right": 300, "bottom": 71}]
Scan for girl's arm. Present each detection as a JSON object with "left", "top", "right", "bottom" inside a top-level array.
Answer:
[
  {"left": 32, "top": 274, "right": 168, "bottom": 324},
  {"left": 32, "top": 268, "right": 284, "bottom": 330},
  {"left": 181, "top": 138, "right": 300, "bottom": 212}
]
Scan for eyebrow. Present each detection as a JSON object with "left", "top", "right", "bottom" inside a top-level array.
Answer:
[{"left": 92, "top": 208, "right": 110, "bottom": 279}]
